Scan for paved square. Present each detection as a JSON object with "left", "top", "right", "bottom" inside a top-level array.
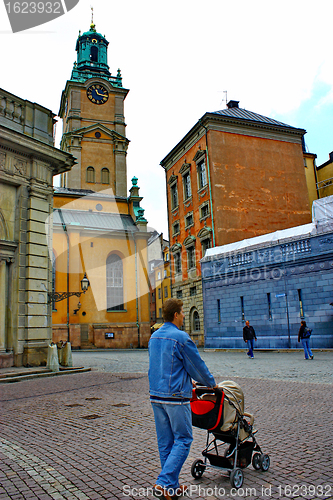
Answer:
[{"left": 0, "top": 350, "right": 332, "bottom": 500}]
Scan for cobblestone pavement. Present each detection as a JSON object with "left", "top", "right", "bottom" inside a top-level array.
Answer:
[
  {"left": 1, "top": 351, "right": 332, "bottom": 500},
  {"left": 71, "top": 349, "right": 333, "bottom": 385}
]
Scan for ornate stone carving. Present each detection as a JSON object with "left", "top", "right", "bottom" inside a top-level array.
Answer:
[
  {"left": 14, "top": 159, "right": 27, "bottom": 176},
  {"left": 0, "top": 151, "right": 6, "bottom": 169}
]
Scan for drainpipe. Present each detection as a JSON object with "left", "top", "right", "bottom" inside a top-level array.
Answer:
[
  {"left": 199, "top": 120, "right": 216, "bottom": 247},
  {"left": 58, "top": 209, "right": 70, "bottom": 342},
  {"left": 164, "top": 168, "right": 173, "bottom": 298},
  {"left": 134, "top": 234, "right": 140, "bottom": 348},
  {"left": 313, "top": 157, "right": 320, "bottom": 200}
]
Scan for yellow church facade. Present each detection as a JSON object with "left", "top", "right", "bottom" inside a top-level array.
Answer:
[{"left": 51, "top": 22, "right": 151, "bottom": 348}]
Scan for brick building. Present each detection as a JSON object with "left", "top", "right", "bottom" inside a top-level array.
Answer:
[
  {"left": 317, "top": 152, "right": 333, "bottom": 198},
  {"left": 160, "top": 100, "right": 312, "bottom": 345}
]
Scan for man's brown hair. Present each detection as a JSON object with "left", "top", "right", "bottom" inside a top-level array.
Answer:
[{"left": 162, "top": 298, "right": 183, "bottom": 322}]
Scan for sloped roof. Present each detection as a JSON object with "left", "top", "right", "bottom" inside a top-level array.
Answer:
[
  {"left": 211, "top": 107, "right": 296, "bottom": 129},
  {"left": 203, "top": 223, "right": 316, "bottom": 260},
  {"left": 53, "top": 209, "right": 138, "bottom": 233}
]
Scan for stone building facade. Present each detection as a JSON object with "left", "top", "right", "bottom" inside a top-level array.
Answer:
[
  {"left": 160, "top": 100, "right": 312, "bottom": 346},
  {"left": 0, "top": 88, "right": 75, "bottom": 367},
  {"left": 201, "top": 196, "right": 333, "bottom": 349}
]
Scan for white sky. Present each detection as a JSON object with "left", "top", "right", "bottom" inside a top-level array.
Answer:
[{"left": 1, "top": 0, "right": 332, "bottom": 237}]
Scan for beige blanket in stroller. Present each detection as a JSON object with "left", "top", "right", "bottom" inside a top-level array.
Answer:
[{"left": 201, "top": 380, "right": 254, "bottom": 442}]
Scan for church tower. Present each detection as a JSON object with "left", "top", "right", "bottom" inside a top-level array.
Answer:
[{"left": 59, "top": 18, "right": 129, "bottom": 196}]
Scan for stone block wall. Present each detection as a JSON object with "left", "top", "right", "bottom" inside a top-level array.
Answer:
[{"left": 202, "top": 229, "right": 333, "bottom": 349}]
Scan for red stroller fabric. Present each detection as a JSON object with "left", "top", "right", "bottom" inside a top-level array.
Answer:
[{"left": 191, "top": 388, "right": 224, "bottom": 431}]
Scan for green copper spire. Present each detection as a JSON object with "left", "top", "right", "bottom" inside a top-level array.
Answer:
[{"left": 70, "top": 15, "right": 123, "bottom": 87}]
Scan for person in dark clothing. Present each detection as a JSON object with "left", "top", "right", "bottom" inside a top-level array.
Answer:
[
  {"left": 243, "top": 320, "right": 257, "bottom": 358},
  {"left": 298, "top": 320, "right": 314, "bottom": 360}
]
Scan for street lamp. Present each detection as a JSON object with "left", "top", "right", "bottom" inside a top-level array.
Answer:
[
  {"left": 80, "top": 273, "right": 90, "bottom": 292},
  {"left": 48, "top": 272, "right": 90, "bottom": 304}
]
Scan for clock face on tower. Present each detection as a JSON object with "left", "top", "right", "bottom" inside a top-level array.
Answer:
[{"left": 87, "top": 84, "right": 109, "bottom": 105}]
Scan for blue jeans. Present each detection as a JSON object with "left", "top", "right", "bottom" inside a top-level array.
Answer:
[
  {"left": 151, "top": 401, "right": 193, "bottom": 490},
  {"left": 246, "top": 338, "right": 254, "bottom": 357},
  {"left": 301, "top": 338, "right": 313, "bottom": 359}
]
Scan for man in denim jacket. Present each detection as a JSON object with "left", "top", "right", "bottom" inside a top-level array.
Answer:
[{"left": 149, "top": 298, "right": 216, "bottom": 499}]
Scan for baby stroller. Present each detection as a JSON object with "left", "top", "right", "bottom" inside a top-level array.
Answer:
[{"left": 190, "top": 381, "right": 270, "bottom": 489}]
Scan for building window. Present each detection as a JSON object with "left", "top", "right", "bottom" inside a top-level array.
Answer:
[
  {"left": 201, "top": 238, "right": 211, "bottom": 257},
  {"left": 298, "top": 289, "right": 304, "bottom": 318},
  {"left": 157, "top": 271, "right": 161, "bottom": 280},
  {"left": 187, "top": 246, "right": 195, "bottom": 270},
  {"left": 106, "top": 254, "right": 124, "bottom": 311},
  {"left": 240, "top": 296, "right": 245, "bottom": 322},
  {"left": 190, "top": 286, "right": 197, "bottom": 296},
  {"left": 183, "top": 172, "right": 192, "bottom": 200},
  {"left": 52, "top": 251, "right": 56, "bottom": 311},
  {"left": 170, "top": 183, "right": 178, "bottom": 210},
  {"left": 192, "top": 310, "right": 200, "bottom": 331},
  {"left": 217, "top": 299, "right": 221, "bottom": 323},
  {"left": 152, "top": 291, "right": 155, "bottom": 303},
  {"left": 164, "top": 269, "right": 167, "bottom": 278},
  {"left": 164, "top": 286, "right": 168, "bottom": 298},
  {"left": 185, "top": 213, "right": 193, "bottom": 228},
  {"left": 172, "top": 221, "right": 180, "bottom": 236},
  {"left": 158, "top": 287, "right": 161, "bottom": 299},
  {"left": 86, "top": 166, "right": 95, "bottom": 183},
  {"left": 200, "top": 203, "right": 209, "bottom": 219},
  {"left": 267, "top": 293, "right": 272, "bottom": 320},
  {"left": 159, "top": 308, "right": 162, "bottom": 318},
  {"left": 165, "top": 252, "right": 169, "bottom": 262},
  {"left": 197, "top": 160, "right": 207, "bottom": 190},
  {"left": 176, "top": 290, "right": 183, "bottom": 299},
  {"left": 174, "top": 252, "right": 182, "bottom": 274},
  {"left": 101, "top": 168, "right": 109, "bottom": 184},
  {"left": 90, "top": 46, "right": 98, "bottom": 62}
]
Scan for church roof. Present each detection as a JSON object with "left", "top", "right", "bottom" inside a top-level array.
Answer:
[{"left": 53, "top": 209, "right": 138, "bottom": 233}]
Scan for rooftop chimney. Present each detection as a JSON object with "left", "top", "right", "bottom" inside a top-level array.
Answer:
[{"left": 227, "top": 100, "right": 239, "bottom": 109}]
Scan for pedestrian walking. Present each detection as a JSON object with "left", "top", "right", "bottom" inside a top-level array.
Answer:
[
  {"left": 298, "top": 320, "right": 314, "bottom": 360},
  {"left": 148, "top": 298, "right": 216, "bottom": 500},
  {"left": 243, "top": 320, "right": 257, "bottom": 359}
]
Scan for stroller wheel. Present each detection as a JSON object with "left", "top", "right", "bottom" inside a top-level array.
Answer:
[
  {"left": 191, "top": 459, "right": 205, "bottom": 479},
  {"left": 252, "top": 452, "right": 261, "bottom": 470},
  {"left": 260, "top": 454, "right": 270, "bottom": 471},
  {"left": 230, "top": 468, "right": 244, "bottom": 489}
]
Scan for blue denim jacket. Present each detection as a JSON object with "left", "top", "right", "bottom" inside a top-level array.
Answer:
[{"left": 148, "top": 322, "right": 215, "bottom": 400}]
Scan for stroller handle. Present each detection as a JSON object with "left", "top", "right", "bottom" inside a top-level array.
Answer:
[{"left": 194, "top": 385, "right": 223, "bottom": 396}]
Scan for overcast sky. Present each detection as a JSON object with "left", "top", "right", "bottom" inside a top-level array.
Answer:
[{"left": 1, "top": 0, "right": 332, "bottom": 237}]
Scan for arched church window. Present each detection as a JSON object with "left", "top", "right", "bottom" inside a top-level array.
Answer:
[
  {"left": 86, "top": 166, "right": 95, "bottom": 183},
  {"left": 90, "top": 46, "right": 98, "bottom": 62},
  {"left": 106, "top": 254, "right": 124, "bottom": 311},
  {"left": 101, "top": 168, "right": 109, "bottom": 184}
]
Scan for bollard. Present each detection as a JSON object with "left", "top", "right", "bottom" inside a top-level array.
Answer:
[
  {"left": 57, "top": 340, "right": 65, "bottom": 365},
  {"left": 62, "top": 342, "right": 73, "bottom": 367},
  {"left": 47, "top": 344, "right": 59, "bottom": 372}
]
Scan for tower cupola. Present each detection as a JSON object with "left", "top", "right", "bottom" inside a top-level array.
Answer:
[
  {"left": 70, "top": 14, "right": 122, "bottom": 87},
  {"left": 71, "top": 24, "right": 111, "bottom": 81}
]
